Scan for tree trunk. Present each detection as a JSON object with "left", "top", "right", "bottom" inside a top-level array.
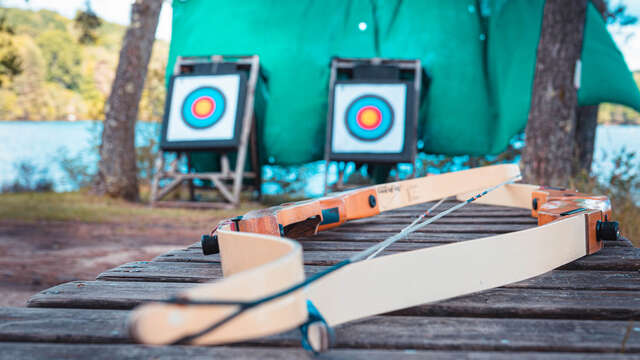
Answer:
[
  {"left": 521, "top": 0, "right": 588, "bottom": 187},
  {"left": 572, "top": 104, "right": 598, "bottom": 176},
  {"left": 93, "top": 0, "right": 162, "bottom": 200},
  {"left": 571, "top": 0, "right": 607, "bottom": 178}
]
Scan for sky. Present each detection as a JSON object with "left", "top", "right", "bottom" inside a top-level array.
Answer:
[
  {"left": 1, "top": 0, "right": 173, "bottom": 40},
  {"left": 1, "top": 0, "right": 639, "bottom": 70}
]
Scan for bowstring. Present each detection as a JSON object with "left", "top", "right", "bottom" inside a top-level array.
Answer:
[
  {"left": 159, "top": 174, "right": 521, "bottom": 344},
  {"left": 407, "top": 196, "right": 448, "bottom": 230},
  {"left": 360, "top": 175, "right": 520, "bottom": 261}
]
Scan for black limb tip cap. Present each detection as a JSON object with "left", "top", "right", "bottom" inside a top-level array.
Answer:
[
  {"left": 201, "top": 234, "right": 220, "bottom": 255},
  {"left": 596, "top": 221, "right": 620, "bottom": 242}
]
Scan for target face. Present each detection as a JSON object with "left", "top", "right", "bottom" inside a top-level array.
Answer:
[
  {"left": 161, "top": 73, "right": 246, "bottom": 150},
  {"left": 345, "top": 95, "right": 394, "bottom": 141},
  {"left": 331, "top": 82, "right": 408, "bottom": 156},
  {"left": 181, "top": 87, "right": 226, "bottom": 129}
]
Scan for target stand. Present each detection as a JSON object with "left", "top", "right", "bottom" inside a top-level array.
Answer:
[
  {"left": 323, "top": 57, "right": 422, "bottom": 194},
  {"left": 151, "top": 55, "right": 261, "bottom": 208}
]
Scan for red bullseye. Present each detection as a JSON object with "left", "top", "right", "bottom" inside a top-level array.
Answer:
[
  {"left": 191, "top": 96, "right": 215, "bottom": 119},
  {"left": 356, "top": 106, "right": 382, "bottom": 130}
]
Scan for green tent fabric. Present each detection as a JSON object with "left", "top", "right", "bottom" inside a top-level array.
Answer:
[
  {"left": 579, "top": 3, "right": 640, "bottom": 109},
  {"left": 488, "top": 0, "right": 640, "bottom": 154},
  {"left": 486, "top": 0, "right": 543, "bottom": 154},
  {"left": 168, "top": 0, "right": 640, "bottom": 165}
]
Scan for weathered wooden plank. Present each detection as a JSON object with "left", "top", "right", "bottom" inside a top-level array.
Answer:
[
  {"left": 508, "top": 270, "right": 640, "bottom": 291},
  {"left": 189, "top": 238, "right": 629, "bottom": 253},
  {"left": 392, "top": 288, "right": 640, "bottom": 320},
  {"left": 328, "top": 316, "right": 640, "bottom": 353},
  {"left": 189, "top": 234, "right": 627, "bottom": 249},
  {"left": 299, "top": 231, "right": 508, "bottom": 242},
  {"left": 349, "top": 216, "right": 538, "bottom": 225},
  {"left": 0, "top": 308, "right": 130, "bottom": 344},
  {"left": 0, "top": 343, "right": 310, "bottom": 360},
  {"left": 384, "top": 201, "right": 529, "bottom": 212},
  {"left": 561, "top": 247, "right": 640, "bottom": 271},
  {"left": 2, "top": 308, "right": 639, "bottom": 353},
  {"left": 3, "top": 343, "right": 638, "bottom": 360},
  {"left": 188, "top": 232, "right": 536, "bottom": 246},
  {"left": 27, "top": 280, "right": 640, "bottom": 320},
  {"left": 187, "top": 234, "right": 495, "bottom": 248},
  {"left": 27, "top": 281, "right": 188, "bottom": 309},
  {"left": 308, "top": 235, "right": 626, "bottom": 248},
  {"left": 98, "top": 261, "right": 223, "bottom": 283},
  {"left": 604, "top": 240, "right": 635, "bottom": 248},
  {"left": 301, "top": 241, "right": 437, "bottom": 252},
  {"left": 329, "top": 223, "right": 534, "bottom": 234},
  {"left": 98, "top": 261, "right": 640, "bottom": 292},
  {"left": 377, "top": 210, "right": 535, "bottom": 218},
  {"left": 154, "top": 247, "right": 640, "bottom": 271},
  {"left": 98, "top": 262, "right": 325, "bottom": 283}
]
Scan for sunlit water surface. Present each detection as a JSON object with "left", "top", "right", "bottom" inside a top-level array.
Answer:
[{"left": 0, "top": 121, "right": 638, "bottom": 196}]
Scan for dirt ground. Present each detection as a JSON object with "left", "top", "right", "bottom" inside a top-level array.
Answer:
[{"left": 0, "top": 219, "right": 205, "bottom": 307}]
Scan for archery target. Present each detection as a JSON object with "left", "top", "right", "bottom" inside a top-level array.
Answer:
[
  {"left": 331, "top": 83, "right": 407, "bottom": 154},
  {"left": 164, "top": 74, "right": 241, "bottom": 145},
  {"left": 181, "top": 87, "right": 225, "bottom": 129}
]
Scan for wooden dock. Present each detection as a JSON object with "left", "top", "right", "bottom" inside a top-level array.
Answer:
[{"left": 1, "top": 201, "right": 640, "bottom": 359}]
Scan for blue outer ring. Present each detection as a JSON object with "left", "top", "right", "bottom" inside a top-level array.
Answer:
[
  {"left": 344, "top": 95, "right": 394, "bottom": 141},
  {"left": 181, "top": 86, "right": 226, "bottom": 129}
]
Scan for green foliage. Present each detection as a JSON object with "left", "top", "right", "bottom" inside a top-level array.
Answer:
[
  {"left": 136, "top": 126, "right": 161, "bottom": 185},
  {"left": 570, "top": 148, "right": 640, "bottom": 246},
  {"left": 0, "top": 15, "right": 22, "bottom": 87},
  {"left": 56, "top": 147, "right": 94, "bottom": 189},
  {"left": 598, "top": 72, "right": 640, "bottom": 125},
  {"left": 0, "top": 7, "right": 168, "bottom": 121},
  {"left": 74, "top": 7, "right": 102, "bottom": 45},
  {"left": 138, "top": 43, "right": 167, "bottom": 122},
  {"left": 1, "top": 161, "right": 54, "bottom": 193},
  {"left": 37, "top": 29, "right": 82, "bottom": 90},
  {"left": 604, "top": 3, "right": 638, "bottom": 26}
]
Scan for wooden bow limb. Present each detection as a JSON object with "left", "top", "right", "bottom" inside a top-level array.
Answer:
[{"left": 129, "top": 164, "right": 618, "bottom": 350}]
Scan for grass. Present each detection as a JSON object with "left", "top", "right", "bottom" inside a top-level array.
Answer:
[
  {"left": 570, "top": 151, "right": 640, "bottom": 247},
  {"left": 569, "top": 178, "right": 640, "bottom": 247},
  {"left": 1, "top": 164, "right": 637, "bottom": 246},
  {"left": 0, "top": 190, "right": 261, "bottom": 225}
]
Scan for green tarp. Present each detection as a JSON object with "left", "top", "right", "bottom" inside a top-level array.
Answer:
[{"left": 168, "top": 0, "right": 640, "bottom": 165}]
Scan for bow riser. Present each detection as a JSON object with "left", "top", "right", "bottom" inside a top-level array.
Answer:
[{"left": 220, "top": 165, "right": 520, "bottom": 240}]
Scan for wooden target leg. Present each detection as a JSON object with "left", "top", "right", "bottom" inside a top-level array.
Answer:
[
  {"left": 150, "top": 153, "right": 165, "bottom": 203},
  {"left": 337, "top": 164, "right": 345, "bottom": 189},
  {"left": 231, "top": 57, "right": 260, "bottom": 205}
]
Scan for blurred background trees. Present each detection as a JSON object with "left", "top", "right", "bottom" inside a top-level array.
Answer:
[
  {"left": 0, "top": 6, "right": 167, "bottom": 121},
  {"left": 0, "top": 0, "right": 638, "bottom": 203},
  {"left": 0, "top": 15, "right": 22, "bottom": 87},
  {"left": 73, "top": 1, "right": 102, "bottom": 45}
]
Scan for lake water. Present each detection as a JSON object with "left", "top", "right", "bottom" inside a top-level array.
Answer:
[
  {"left": 0, "top": 121, "right": 158, "bottom": 192},
  {"left": 0, "top": 121, "right": 638, "bottom": 195}
]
